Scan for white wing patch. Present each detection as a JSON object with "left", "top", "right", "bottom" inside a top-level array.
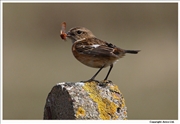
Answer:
[{"left": 92, "top": 44, "right": 100, "bottom": 48}]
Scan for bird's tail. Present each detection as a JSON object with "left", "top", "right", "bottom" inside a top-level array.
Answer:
[{"left": 125, "top": 50, "right": 140, "bottom": 54}]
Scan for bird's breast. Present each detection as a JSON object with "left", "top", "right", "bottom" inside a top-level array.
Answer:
[{"left": 72, "top": 44, "right": 118, "bottom": 68}]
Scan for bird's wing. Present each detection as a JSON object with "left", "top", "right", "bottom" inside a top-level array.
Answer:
[{"left": 74, "top": 38, "right": 125, "bottom": 58}]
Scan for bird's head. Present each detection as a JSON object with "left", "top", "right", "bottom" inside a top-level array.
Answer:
[{"left": 66, "top": 27, "right": 95, "bottom": 43}]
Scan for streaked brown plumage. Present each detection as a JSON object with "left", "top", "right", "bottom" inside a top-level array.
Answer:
[{"left": 66, "top": 27, "right": 140, "bottom": 81}]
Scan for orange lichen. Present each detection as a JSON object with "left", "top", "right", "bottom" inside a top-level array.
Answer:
[{"left": 76, "top": 107, "right": 86, "bottom": 118}]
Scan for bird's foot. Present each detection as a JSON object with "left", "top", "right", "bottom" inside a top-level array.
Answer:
[
  {"left": 80, "top": 79, "right": 112, "bottom": 87},
  {"left": 98, "top": 80, "right": 112, "bottom": 87},
  {"left": 80, "top": 79, "right": 100, "bottom": 83}
]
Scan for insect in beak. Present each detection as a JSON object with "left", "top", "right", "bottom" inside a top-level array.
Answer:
[{"left": 60, "top": 22, "right": 67, "bottom": 40}]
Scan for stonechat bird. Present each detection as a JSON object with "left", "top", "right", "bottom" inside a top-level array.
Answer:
[{"left": 61, "top": 24, "right": 140, "bottom": 82}]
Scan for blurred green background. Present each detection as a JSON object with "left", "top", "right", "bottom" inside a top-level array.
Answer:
[{"left": 3, "top": 3, "right": 178, "bottom": 119}]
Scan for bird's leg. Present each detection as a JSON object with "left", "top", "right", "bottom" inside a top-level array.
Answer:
[
  {"left": 90, "top": 65, "right": 104, "bottom": 81},
  {"left": 82, "top": 65, "right": 104, "bottom": 83},
  {"left": 98, "top": 64, "right": 113, "bottom": 86},
  {"left": 83, "top": 64, "right": 114, "bottom": 83},
  {"left": 104, "top": 64, "right": 113, "bottom": 81}
]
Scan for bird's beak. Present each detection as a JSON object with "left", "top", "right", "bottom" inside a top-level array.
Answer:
[{"left": 66, "top": 31, "right": 71, "bottom": 37}]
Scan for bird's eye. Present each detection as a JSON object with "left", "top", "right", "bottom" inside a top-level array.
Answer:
[{"left": 77, "top": 30, "right": 83, "bottom": 34}]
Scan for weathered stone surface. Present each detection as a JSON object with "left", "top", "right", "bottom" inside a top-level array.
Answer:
[{"left": 43, "top": 81, "right": 127, "bottom": 120}]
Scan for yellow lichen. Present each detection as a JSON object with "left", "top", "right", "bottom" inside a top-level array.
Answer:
[
  {"left": 111, "top": 92, "right": 121, "bottom": 100},
  {"left": 121, "top": 98, "right": 126, "bottom": 108},
  {"left": 110, "top": 85, "right": 126, "bottom": 109},
  {"left": 76, "top": 107, "right": 86, "bottom": 118},
  {"left": 83, "top": 81, "right": 119, "bottom": 120},
  {"left": 109, "top": 85, "right": 121, "bottom": 93}
]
